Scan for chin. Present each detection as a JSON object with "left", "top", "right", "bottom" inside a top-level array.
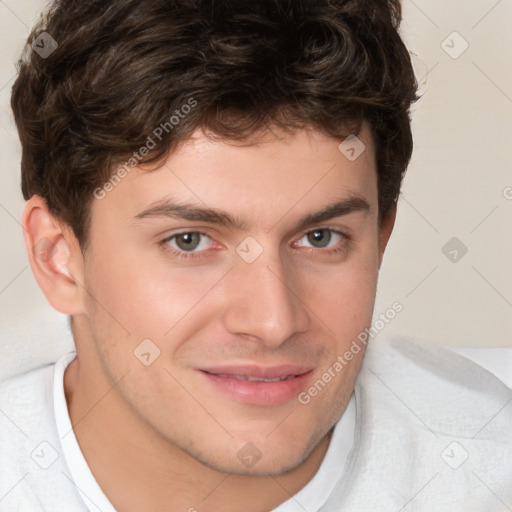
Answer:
[
  {"left": 199, "top": 452, "right": 308, "bottom": 478},
  {"left": 187, "top": 426, "right": 327, "bottom": 477}
]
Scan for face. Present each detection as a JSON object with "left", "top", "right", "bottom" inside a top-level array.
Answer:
[{"left": 76, "top": 123, "right": 389, "bottom": 476}]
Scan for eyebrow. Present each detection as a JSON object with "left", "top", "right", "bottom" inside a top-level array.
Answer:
[{"left": 133, "top": 195, "right": 370, "bottom": 231}]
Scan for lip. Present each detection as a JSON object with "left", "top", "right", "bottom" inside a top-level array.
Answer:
[{"left": 198, "top": 364, "right": 314, "bottom": 406}]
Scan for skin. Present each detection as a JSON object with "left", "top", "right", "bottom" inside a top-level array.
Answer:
[{"left": 23, "top": 122, "right": 395, "bottom": 512}]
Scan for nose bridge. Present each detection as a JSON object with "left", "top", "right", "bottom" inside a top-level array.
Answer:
[{"left": 222, "top": 249, "right": 310, "bottom": 346}]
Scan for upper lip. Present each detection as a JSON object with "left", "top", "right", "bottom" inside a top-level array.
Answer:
[{"left": 199, "top": 364, "right": 313, "bottom": 379}]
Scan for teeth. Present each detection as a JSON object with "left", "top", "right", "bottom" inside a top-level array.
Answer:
[
  {"left": 246, "top": 376, "right": 286, "bottom": 382},
  {"left": 216, "top": 374, "right": 294, "bottom": 382}
]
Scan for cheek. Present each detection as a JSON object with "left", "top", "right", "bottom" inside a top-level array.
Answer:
[
  {"left": 82, "top": 242, "right": 228, "bottom": 352},
  {"left": 300, "top": 245, "right": 379, "bottom": 340},
  {"left": 317, "top": 279, "right": 376, "bottom": 351}
]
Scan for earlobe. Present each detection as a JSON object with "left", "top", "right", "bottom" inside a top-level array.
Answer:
[{"left": 22, "top": 195, "right": 84, "bottom": 315}]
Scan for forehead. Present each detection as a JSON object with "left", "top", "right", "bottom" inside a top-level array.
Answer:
[{"left": 91, "top": 123, "right": 378, "bottom": 230}]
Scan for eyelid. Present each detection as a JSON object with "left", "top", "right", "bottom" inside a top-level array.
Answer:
[
  {"left": 161, "top": 230, "right": 218, "bottom": 248},
  {"left": 161, "top": 226, "right": 217, "bottom": 240},
  {"left": 161, "top": 225, "right": 347, "bottom": 242},
  {"left": 296, "top": 223, "right": 350, "bottom": 239}
]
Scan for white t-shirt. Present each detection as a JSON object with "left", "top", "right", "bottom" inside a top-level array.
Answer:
[{"left": 1, "top": 337, "right": 511, "bottom": 511}]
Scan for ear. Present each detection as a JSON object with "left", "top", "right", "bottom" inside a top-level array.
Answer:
[
  {"left": 21, "top": 195, "right": 85, "bottom": 315},
  {"left": 377, "top": 205, "right": 396, "bottom": 268}
]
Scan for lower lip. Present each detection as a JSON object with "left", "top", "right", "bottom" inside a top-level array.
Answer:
[{"left": 199, "top": 371, "right": 313, "bottom": 406}]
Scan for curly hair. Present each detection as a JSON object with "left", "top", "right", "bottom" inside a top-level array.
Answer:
[{"left": 11, "top": 0, "right": 418, "bottom": 246}]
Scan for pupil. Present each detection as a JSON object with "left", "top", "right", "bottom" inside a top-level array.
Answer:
[{"left": 308, "top": 229, "right": 331, "bottom": 248}]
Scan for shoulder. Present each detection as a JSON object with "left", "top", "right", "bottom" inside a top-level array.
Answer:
[
  {"left": 0, "top": 357, "right": 88, "bottom": 511},
  {"left": 0, "top": 364, "right": 55, "bottom": 474},
  {"left": 362, "top": 336, "right": 512, "bottom": 394},
  {"left": 0, "top": 362, "right": 56, "bottom": 439},
  {"left": 359, "top": 336, "right": 512, "bottom": 426},
  {"left": 328, "top": 337, "right": 512, "bottom": 510}
]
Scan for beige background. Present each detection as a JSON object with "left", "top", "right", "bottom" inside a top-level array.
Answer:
[{"left": 0, "top": 0, "right": 511, "bottom": 380}]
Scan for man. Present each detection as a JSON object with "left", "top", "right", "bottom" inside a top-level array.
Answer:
[{"left": 2, "top": 0, "right": 511, "bottom": 510}]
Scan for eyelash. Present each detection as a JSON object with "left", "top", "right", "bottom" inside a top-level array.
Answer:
[
  {"left": 160, "top": 228, "right": 350, "bottom": 260},
  {"left": 161, "top": 232, "right": 218, "bottom": 261}
]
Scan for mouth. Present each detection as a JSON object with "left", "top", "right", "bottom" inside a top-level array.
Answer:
[
  {"left": 198, "top": 365, "right": 314, "bottom": 406},
  {"left": 209, "top": 373, "right": 298, "bottom": 382}
]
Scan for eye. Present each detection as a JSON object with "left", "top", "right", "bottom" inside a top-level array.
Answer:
[
  {"left": 164, "top": 232, "right": 213, "bottom": 252},
  {"left": 296, "top": 229, "right": 345, "bottom": 250}
]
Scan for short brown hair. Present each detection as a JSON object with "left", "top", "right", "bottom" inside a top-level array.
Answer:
[{"left": 11, "top": 0, "right": 418, "bottom": 247}]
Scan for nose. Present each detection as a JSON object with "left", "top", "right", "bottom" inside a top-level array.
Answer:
[{"left": 220, "top": 250, "right": 311, "bottom": 348}]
